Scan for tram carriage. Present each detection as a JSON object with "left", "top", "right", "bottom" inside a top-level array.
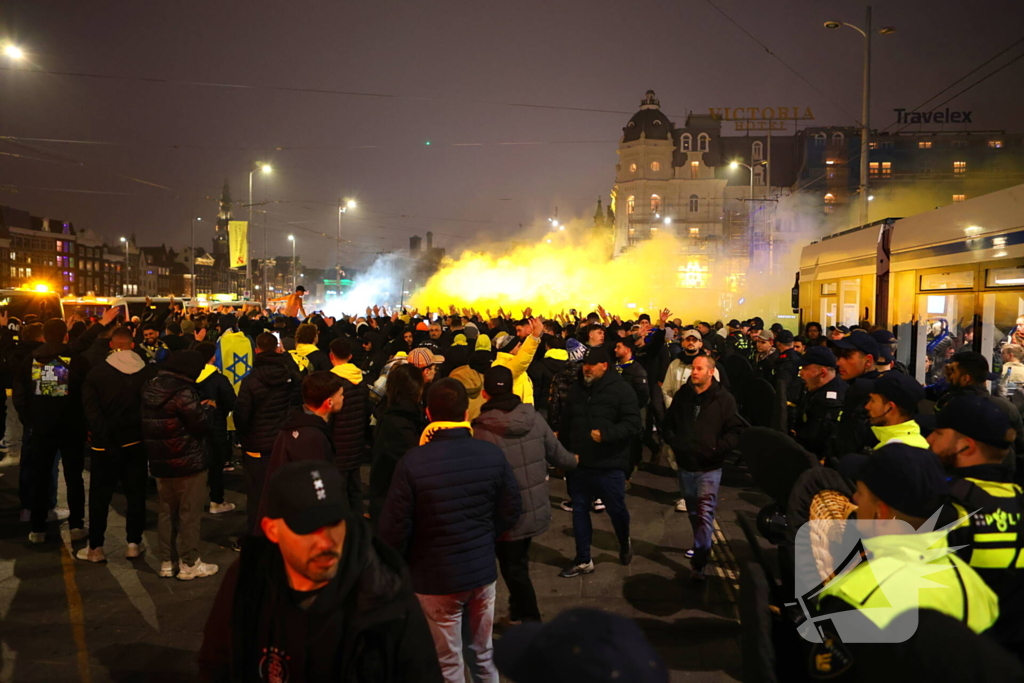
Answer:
[{"left": 797, "top": 183, "right": 1024, "bottom": 382}]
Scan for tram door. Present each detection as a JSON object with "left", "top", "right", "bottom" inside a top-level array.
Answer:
[
  {"left": 916, "top": 291, "right": 976, "bottom": 385},
  {"left": 981, "top": 277, "right": 1024, "bottom": 396}
]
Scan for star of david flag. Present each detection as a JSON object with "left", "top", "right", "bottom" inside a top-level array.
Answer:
[{"left": 215, "top": 330, "right": 255, "bottom": 395}]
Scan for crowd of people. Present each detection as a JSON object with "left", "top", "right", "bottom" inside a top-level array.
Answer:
[{"left": 4, "top": 286, "right": 1024, "bottom": 681}]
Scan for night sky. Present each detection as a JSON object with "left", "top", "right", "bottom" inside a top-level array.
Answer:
[{"left": 1, "top": 0, "right": 1022, "bottom": 271}]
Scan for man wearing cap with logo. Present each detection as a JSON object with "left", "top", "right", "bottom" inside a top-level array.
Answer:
[
  {"left": 558, "top": 347, "right": 642, "bottom": 579},
  {"left": 809, "top": 444, "right": 999, "bottom": 639},
  {"left": 199, "top": 461, "right": 442, "bottom": 682},
  {"left": 830, "top": 330, "right": 882, "bottom": 459},
  {"left": 752, "top": 329, "right": 779, "bottom": 382},
  {"left": 864, "top": 372, "right": 928, "bottom": 449},
  {"left": 660, "top": 328, "right": 721, "bottom": 410},
  {"left": 791, "top": 346, "right": 847, "bottom": 460},
  {"left": 928, "top": 395, "right": 1024, "bottom": 659}
]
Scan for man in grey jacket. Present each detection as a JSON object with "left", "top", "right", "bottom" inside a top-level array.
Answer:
[{"left": 473, "top": 366, "right": 576, "bottom": 624}]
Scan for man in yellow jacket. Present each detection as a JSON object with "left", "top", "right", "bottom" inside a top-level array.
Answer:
[{"left": 452, "top": 319, "right": 544, "bottom": 420}]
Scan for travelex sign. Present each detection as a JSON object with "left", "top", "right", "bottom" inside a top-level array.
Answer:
[{"left": 894, "top": 108, "right": 973, "bottom": 125}]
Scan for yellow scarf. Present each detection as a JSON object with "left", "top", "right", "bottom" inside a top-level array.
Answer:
[
  {"left": 294, "top": 343, "right": 320, "bottom": 358},
  {"left": 197, "top": 364, "right": 219, "bottom": 383},
  {"left": 419, "top": 421, "right": 473, "bottom": 445},
  {"left": 331, "top": 362, "right": 364, "bottom": 384}
]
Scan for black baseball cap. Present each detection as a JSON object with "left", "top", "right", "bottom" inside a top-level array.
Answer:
[
  {"left": 265, "top": 460, "right": 348, "bottom": 534},
  {"left": 495, "top": 608, "right": 668, "bottom": 683},
  {"left": 839, "top": 444, "right": 948, "bottom": 518},
  {"left": 727, "top": 319, "right": 741, "bottom": 328},
  {"left": 484, "top": 365, "right": 513, "bottom": 396},
  {"left": 583, "top": 347, "right": 611, "bottom": 365},
  {"left": 776, "top": 329, "right": 794, "bottom": 344},
  {"left": 870, "top": 329, "right": 896, "bottom": 344},
  {"left": 935, "top": 395, "right": 1013, "bottom": 449},
  {"left": 798, "top": 346, "right": 837, "bottom": 368},
  {"left": 296, "top": 286, "right": 307, "bottom": 293},
  {"left": 866, "top": 372, "right": 925, "bottom": 414},
  {"left": 832, "top": 330, "right": 881, "bottom": 358}
]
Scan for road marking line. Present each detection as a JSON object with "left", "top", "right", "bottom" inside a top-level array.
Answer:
[{"left": 59, "top": 543, "right": 92, "bottom": 683}]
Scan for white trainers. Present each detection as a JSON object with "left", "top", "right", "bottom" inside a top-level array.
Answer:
[
  {"left": 68, "top": 527, "right": 89, "bottom": 542},
  {"left": 28, "top": 532, "right": 45, "bottom": 544},
  {"left": 209, "top": 501, "right": 236, "bottom": 514},
  {"left": 159, "top": 561, "right": 177, "bottom": 578},
  {"left": 50, "top": 507, "right": 70, "bottom": 521},
  {"left": 76, "top": 546, "right": 107, "bottom": 563},
  {"left": 593, "top": 499, "right": 606, "bottom": 512},
  {"left": 675, "top": 499, "right": 688, "bottom": 513},
  {"left": 177, "top": 559, "right": 219, "bottom": 581},
  {"left": 559, "top": 500, "right": 573, "bottom": 512},
  {"left": 125, "top": 543, "right": 145, "bottom": 559}
]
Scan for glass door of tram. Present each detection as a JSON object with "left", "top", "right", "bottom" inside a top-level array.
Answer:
[
  {"left": 915, "top": 289, "right": 977, "bottom": 386},
  {"left": 981, "top": 265, "right": 1024, "bottom": 397}
]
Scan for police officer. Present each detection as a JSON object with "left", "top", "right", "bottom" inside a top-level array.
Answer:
[
  {"left": 870, "top": 329, "right": 908, "bottom": 375},
  {"left": 928, "top": 395, "right": 1024, "bottom": 660},
  {"left": 830, "top": 331, "right": 882, "bottom": 460},
  {"left": 725, "top": 319, "right": 753, "bottom": 361},
  {"left": 863, "top": 372, "right": 928, "bottom": 450},
  {"left": 773, "top": 329, "right": 802, "bottom": 406},
  {"left": 790, "top": 346, "right": 846, "bottom": 461}
]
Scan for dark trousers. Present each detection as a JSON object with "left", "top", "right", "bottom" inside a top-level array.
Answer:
[
  {"left": 496, "top": 537, "right": 540, "bottom": 622},
  {"left": 243, "top": 452, "right": 269, "bottom": 534},
  {"left": 88, "top": 443, "right": 147, "bottom": 549},
  {"left": 30, "top": 432, "right": 85, "bottom": 533},
  {"left": 567, "top": 467, "right": 630, "bottom": 564},
  {"left": 207, "top": 440, "right": 231, "bottom": 504},
  {"left": 339, "top": 468, "right": 362, "bottom": 514}
]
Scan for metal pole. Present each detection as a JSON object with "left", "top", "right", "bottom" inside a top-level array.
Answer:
[
  {"left": 262, "top": 207, "right": 268, "bottom": 307},
  {"left": 292, "top": 238, "right": 297, "bottom": 291},
  {"left": 247, "top": 170, "right": 253, "bottom": 292},
  {"left": 860, "top": 6, "right": 872, "bottom": 228},
  {"left": 337, "top": 199, "right": 343, "bottom": 292},
  {"left": 190, "top": 217, "right": 195, "bottom": 299}
]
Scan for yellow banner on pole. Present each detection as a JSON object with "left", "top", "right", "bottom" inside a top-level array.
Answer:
[{"left": 228, "top": 221, "right": 248, "bottom": 269}]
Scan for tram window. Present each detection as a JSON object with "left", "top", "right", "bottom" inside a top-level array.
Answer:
[
  {"left": 926, "top": 296, "right": 947, "bottom": 315},
  {"left": 987, "top": 267, "right": 1024, "bottom": 287},
  {"left": 921, "top": 293, "right": 975, "bottom": 385},
  {"left": 920, "top": 271, "right": 975, "bottom": 291},
  {"left": 820, "top": 282, "right": 837, "bottom": 295}
]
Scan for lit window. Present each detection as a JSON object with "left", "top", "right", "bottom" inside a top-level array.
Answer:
[
  {"left": 627, "top": 196, "right": 635, "bottom": 214},
  {"left": 690, "top": 161, "right": 699, "bottom": 179},
  {"left": 697, "top": 133, "right": 710, "bottom": 152},
  {"left": 752, "top": 141, "right": 763, "bottom": 160},
  {"left": 881, "top": 161, "right": 892, "bottom": 178},
  {"left": 650, "top": 195, "right": 661, "bottom": 213},
  {"left": 954, "top": 161, "right": 967, "bottom": 175},
  {"left": 629, "top": 163, "right": 637, "bottom": 173},
  {"left": 8, "top": 252, "right": 13, "bottom": 261},
  {"left": 56, "top": 240, "right": 62, "bottom": 251},
  {"left": 650, "top": 161, "right": 660, "bottom": 172},
  {"left": 953, "top": 194, "right": 966, "bottom": 202},
  {"left": 824, "top": 193, "right": 837, "bottom": 214},
  {"left": 832, "top": 132, "right": 844, "bottom": 146},
  {"left": 918, "top": 141, "right": 932, "bottom": 149},
  {"left": 689, "top": 226, "right": 699, "bottom": 236},
  {"left": 689, "top": 194, "right": 699, "bottom": 212},
  {"left": 869, "top": 142, "right": 879, "bottom": 150},
  {"left": 869, "top": 162, "right": 879, "bottom": 177},
  {"left": 681, "top": 133, "right": 692, "bottom": 151},
  {"left": 989, "top": 140, "right": 1003, "bottom": 148},
  {"left": 25, "top": 268, "right": 31, "bottom": 277}
]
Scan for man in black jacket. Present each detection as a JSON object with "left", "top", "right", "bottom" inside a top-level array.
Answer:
[
  {"left": 199, "top": 461, "right": 442, "bottom": 683},
  {"left": 831, "top": 330, "right": 883, "bottom": 460},
  {"left": 662, "top": 355, "right": 744, "bottom": 579},
  {"left": 195, "top": 342, "right": 238, "bottom": 515},
  {"left": 329, "top": 338, "right": 370, "bottom": 512},
  {"left": 614, "top": 337, "right": 648, "bottom": 479},
  {"left": 78, "top": 327, "right": 157, "bottom": 562},
  {"left": 142, "top": 350, "right": 217, "bottom": 581},
  {"left": 558, "top": 348, "right": 642, "bottom": 579},
  {"left": 790, "top": 346, "right": 846, "bottom": 460},
  {"left": 235, "top": 333, "right": 302, "bottom": 534}
]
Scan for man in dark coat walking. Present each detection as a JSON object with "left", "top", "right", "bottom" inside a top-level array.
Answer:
[
  {"left": 329, "top": 338, "right": 370, "bottom": 511},
  {"left": 558, "top": 348, "right": 642, "bottom": 579},
  {"left": 379, "top": 378, "right": 521, "bottom": 683},
  {"left": 662, "top": 355, "right": 744, "bottom": 579}
]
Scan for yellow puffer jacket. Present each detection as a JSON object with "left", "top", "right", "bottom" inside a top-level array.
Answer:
[
  {"left": 493, "top": 335, "right": 540, "bottom": 406},
  {"left": 450, "top": 364, "right": 485, "bottom": 420}
]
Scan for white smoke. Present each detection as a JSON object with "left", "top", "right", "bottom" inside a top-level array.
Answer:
[{"left": 321, "top": 253, "right": 414, "bottom": 318}]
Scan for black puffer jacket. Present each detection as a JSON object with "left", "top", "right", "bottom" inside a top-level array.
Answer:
[
  {"left": 559, "top": 369, "right": 642, "bottom": 471},
  {"left": 142, "top": 370, "right": 211, "bottom": 478},
  {"left": 368, "top": 400, "right": 426, "bottom": 522},
  {"left": 234, "top": 352, "right": 301, "bottom": 454},
  {"left": 329, "top": 365, "right": 370, "bottom": 472}
]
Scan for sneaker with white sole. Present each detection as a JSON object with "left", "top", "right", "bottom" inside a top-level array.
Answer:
[
  {"left": 76, "top": 546, "right": 106, "bottom": 563},
  {"left": 593, "top": 499, "right": 606, "bottom": 512},
  {"left": 683, "top": 548, "right": 695, "bottom": 559},
  {"left": 51, "top": 507, "right": 70, "bottom": 521},
  {"left": 559, "top": 500, "right": 573, "bottom": 512},
  {"left": 28, "top": 532, "right": 45, "bottom": 544},
  {"left": 159, "top": 561, "right": 177, "bottom": 578},
  {"left": 675, "top": 499, "right": 688, "bottom": 513},
  {"left": 68, "top": 527, "right": 89, "bottom": 542},
  {"left": 0, "top": 438, "right": 8, "bottom": 449},
  {"left": 177, "top": 559, "right": 219, "bottom": 581},
  {"left": 125, "top": 543, "right": 145, "bottom": 559},
  {"left": 558, "top": 560, "right": 595, "bottom": 578},
  {"left": 209, "top": 501, "right": 236, "bottom": 514}
]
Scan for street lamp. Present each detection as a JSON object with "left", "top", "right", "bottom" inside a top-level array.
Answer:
[
  {"left": 729, "top": 160, "right": 768, "bottom": 201},
  {"left": 248, "top": 162, "right": 272, "bottom": 295},
  {"left": 337, "top": 198, "right": 356, "bottom": 290},
  {"left": 189, "top": 217, "right": 201, "bottom": 299},
  {"left": 3, "top": 44, "right": 25, "bottom": 61},
  {"left": 288, "top": 235, "right": 296, "bottom": 291},
  {"left": 824, "top": 8, "right": 895, "bottom": 228},
  {"left": 119, "top": 237, "right": 131, "bottom": 296}
]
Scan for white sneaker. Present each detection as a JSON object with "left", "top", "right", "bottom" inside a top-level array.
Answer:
[
  {"left": 76, "top": 546, "right": 106, "bottom": 563},
  {"left": 68, "top": 527, "right": 89, "bottom": 542},
  {"left": 125, "top": 543, "right": 145, "bottom": 559},
  {"left": 28, "top": 532, "right": 45, "bottom": 544},
  {"left": 177, "top": 559, "right": 219, "bottom": 581},
  {"left": 559, "top": 500, "right": 573, "bottom": 512},
  {"left": 159, "top": 561, "right": 177, "bottom": 578},
  {"left": 593, "top": 499, "right": 606, "bottom": 512},
  {"left": 675, "top": 499, "right": 688, "bottom": 512},
  {"left": 209, "top": 501, "right": 236, "bottom": 514},
  {"left": 50, "top": 507, "right": 70, "bottom": 521}
]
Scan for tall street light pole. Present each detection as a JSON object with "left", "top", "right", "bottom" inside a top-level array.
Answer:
[
  {"left": 248, "top": 163, "right": 271, "bottom": 297},
  {"left": 288, "top": 235, "right": 296, "bottom": 291},
  {"left": 190, "top": 216, "right": 201, "bottom": 299},
  {"left": 825, "top": 9, "right": 894, "bottom": 229},
  {"left": 337, "top": 198, "right": 356, "bottom": 295},
  {"left": 119, "top": 236, "right": 130, "bottom": 295}
]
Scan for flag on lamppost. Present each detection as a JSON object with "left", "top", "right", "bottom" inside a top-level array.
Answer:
[{"left": 228, "top": 221, "right": 248, "bottom": 269}]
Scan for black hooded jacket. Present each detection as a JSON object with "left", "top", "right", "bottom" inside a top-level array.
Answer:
[
  {"left": 368, "top": 400, "right": 426, "bottom": 522},
  {"left": 662, "top": 380, "right": 745, "bottom": 472},
  {"left": 83, "top": 350, "right": 158, "bottom": 449},
  {"left": 12, "top": 341, "right": 89, "bottom": 434},
  {"left": 330, "top": 369, "right": 370, "bottom": 472},
  {"left": 142, "top": 366, "right": 211, "bottom": 478},
  {"left": 234, "top": 352, "right": 302, "bottom": 454},
  {"left": 198, "top": 519, "right": 442, "bottom": 683}
]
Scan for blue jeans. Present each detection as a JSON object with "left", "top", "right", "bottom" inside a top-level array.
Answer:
[
  {"left": 678, "top": 468, "right": 722, "bottom": 569},
  {"left": 568, "top": 467, "right": 630, "bottom": 564},
  {"left": 416, "top": 582, "right": 497, "bottom": 683}
]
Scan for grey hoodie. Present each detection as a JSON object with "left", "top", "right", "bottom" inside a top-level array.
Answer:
[{"left": 473, "top": 401, "right": 576, "bottom": 541}]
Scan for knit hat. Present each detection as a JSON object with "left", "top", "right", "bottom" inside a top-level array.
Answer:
[
  {"left": 493, "top": 332, "right": 512, "bottom": 350},
  {"left": 464, "top": 321, "right": 480, "bottom": 340},
  {"left": 565, "top": 338, "right": 586, "bottom": 363}
]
